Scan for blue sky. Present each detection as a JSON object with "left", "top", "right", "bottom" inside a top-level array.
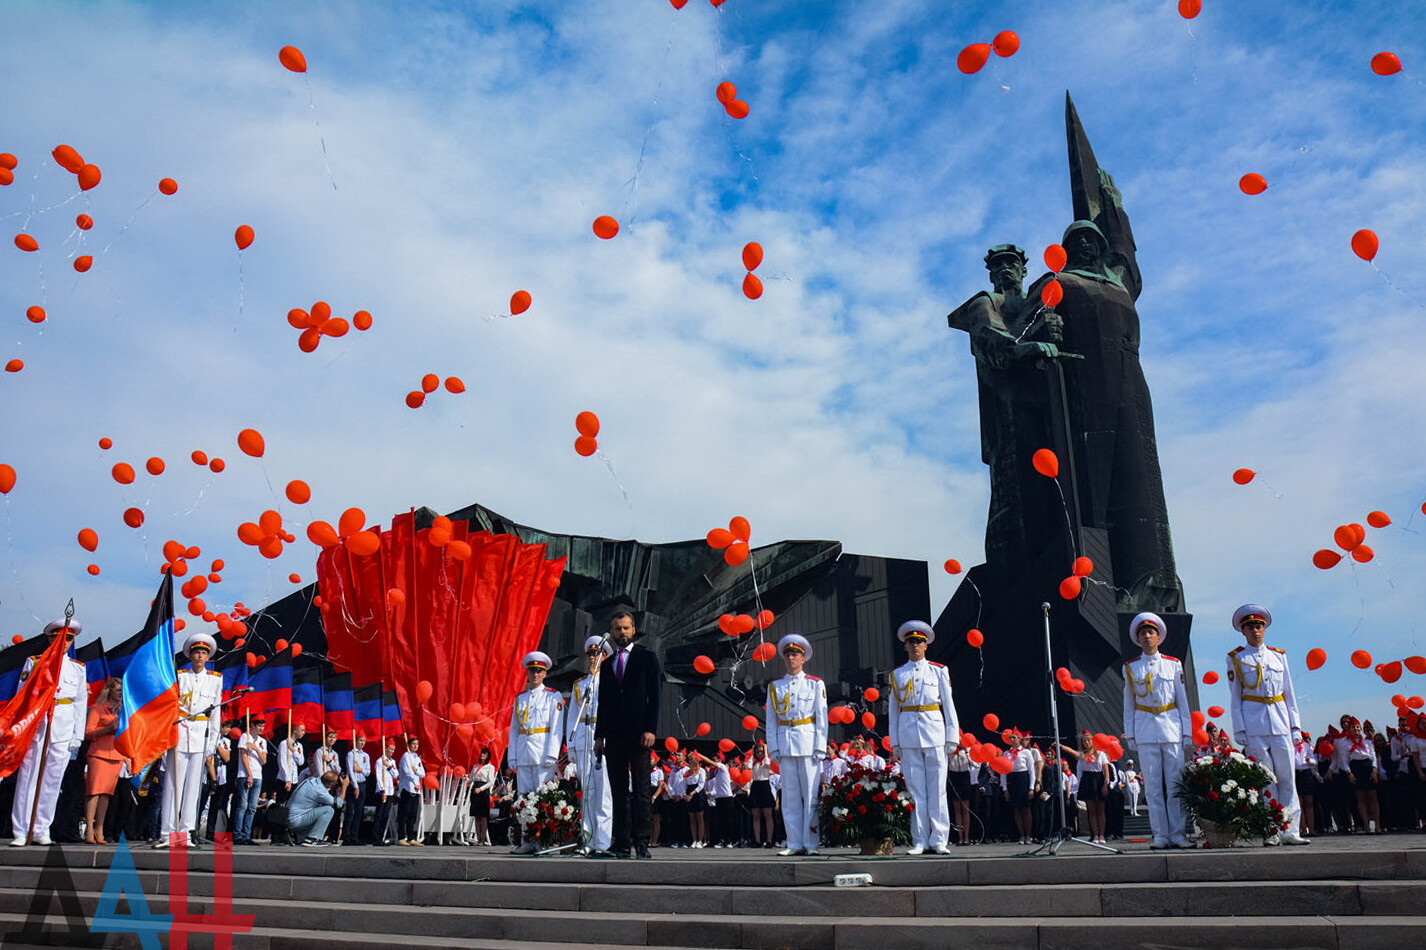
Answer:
[{"left": 2, "top": 0, "right": 1425, "bottom": 738}]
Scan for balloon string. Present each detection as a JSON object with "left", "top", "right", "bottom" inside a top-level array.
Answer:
[
  {"left": 961, "top": 574, "right": 985, "bottom": 691},
  {"left": 1369, "top": 262, "right": 1426, "bottom": 310},
  {"left": 2, "top": 498, "right": 45, "bottom": 626},
  {"left": 621, "top": 25, "right": 675, "bottom": 230},
  {"left": 304, "top": 77, "right": 338, "bottom": 192},
  {"left": 595, "top": 450, "right": 636, "bottom": 538},
  {"left": 234, "top": 250, "right": 246, "bottom": 334}
]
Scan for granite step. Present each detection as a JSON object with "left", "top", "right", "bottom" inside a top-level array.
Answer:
[{"left": 3, "top": 908, "right": 1425, "bottom": 950}]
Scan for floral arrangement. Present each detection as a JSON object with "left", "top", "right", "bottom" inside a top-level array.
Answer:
[
  {"left": 818, "top": 762, "right": 913, "bottom": 847},
  {"left": 1174, "top": 749, "right": 1286, "bottom": 842},
  {"left": 513, "top": 781, "right": 580, "bottom": 846}
]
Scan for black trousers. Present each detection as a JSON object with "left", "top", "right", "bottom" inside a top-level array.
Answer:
[
  {"left": 605, "top": 741, "right": 651, "bottom": 851},
  {"left": 343, "top": 783, "right": 366, "bottom": 842},
  {"left": 373, "top": 794, "right": 393, "bottom": 843},
  {"left": 398, "top": 790, "right": 421, "bottom": 841}
]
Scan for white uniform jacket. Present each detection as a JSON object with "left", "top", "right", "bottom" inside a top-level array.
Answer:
[
  {"left": 20, "top": 654, "right": 88, "bottom": 751},
  {"left": 508, "top": 686, "right": 564, "bottom": 769},
  {"left": 1122, "top": 653, "right": 1192, "bottom": 745},
  {"left": 174, "top": 666, "right": 223, "bottom": 755},
  {"left": 1227, "top": 644, "right": 1300, "bottom": 743},
  {"left": 764, "top": 673, "right": 828, "bottom": 759},
  {"left": 888, "top": 659, "right": 960, "bottom": 749}
]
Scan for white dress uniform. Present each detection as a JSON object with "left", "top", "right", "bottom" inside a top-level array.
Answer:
[
  {"left": 1228, "top": 642, "right": 1303, "bottom": 839},
  {"left": 1122, "top": 612, "right": 1193, "bottom": 848},
  {"left": 567, "top": 670, "right": 613, "bottom": 851},
  {"left": 161, "top": 664, "right": 223, "bottom": 840},
  {"left": 509, "top": 686, "right": 564, "bottom": 794},
  {"left": 888, "top": 653, "right": 960, "bottom": 851},
  {"left": 10, "top": 650, "right": 88, "bottom": 845},
  {"left": 765, "top": 656, "right": 828, "bottom": 854}
]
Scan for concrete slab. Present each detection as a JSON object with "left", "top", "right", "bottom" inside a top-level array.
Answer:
[
  {"left": 1355, "top": 881, "right": 1426, "bottom": 915},
  {"left": 1100, "top": 881, "right": 1361, "bottom": 917},
  {"left": 578, "top": 883, "right": 732, "bottom": 915},
  {"left": 967, "top": 853, "right": 1166, "bottom": 886},
  {"left": 1167, "top": 849, "right": 1408, "bottom": 883},
  {"left": 794, "top": 858, "right": 969, "bottom": 887},
  {"left": 415, "top": 879, "right": 581, "bottom": 910},
  {"left": 603, "top": 860, "right": 796, "bottom": 887},
  {"left": 733, "top": 886, "right": 915, "bottom": 918},
  {"left": 916, "top": 882, "right": 1103, "bottom": 917},
  {"left": 1325, "top": 917, "right": 1426, "bottom": 950},
  {"left": 836, "top": 918, "right": 1039, "bottom": 950},
  {"left": 1037, "top": 916, "right": 1337, "bottom": 950},
  {"left": 501, "top": 908, "right": 648, "bottom": 945}
]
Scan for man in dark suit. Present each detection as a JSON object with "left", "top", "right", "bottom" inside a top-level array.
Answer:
[{"left": 594, "top": 610, "right": 660, "bottom": 859}]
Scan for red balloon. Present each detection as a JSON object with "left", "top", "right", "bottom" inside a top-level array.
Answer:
[
  {"left": 718, "top": 738, "right": 734, "bottom": 753},
  {"left": 1178, "top": 0, "right": 1202, "bottom": 18},
  {"left": 1238, "top": 174, "right": 1268, "bottom": 196},
  {"left": 285, "top": 480, "right": 311, "bottom": 504},
  {"left": 338, "top": 507, "right": 366, "bottom": 537},
  {"left": 943, "top": 558, "right": 962, "bottom": 575},
  {"left": 725, "top": 99, "right": 750, "bottom": 120},
  {"left": 73, "top": 256, "right": 93, "bottom": 273},
  {"left": 237, "top": 428, "right": 265, "bottom": 458},
  {"left": 1351, "top": 545, "right": 1374, "bottom": 563},
  {"left": 279, "top": 46, "right": 308, "bottom": 73},
  {"left": 707, "top": 528, "right": 734, "bottom": 549},
  {"left": 592, "top": 215, "right": 620, "bottom": 240},
  {"left": 1043, "top": 244, "right": 1066, "bottom": 273},
  {"left": 112, "top": 462, "right": 135, "bottom": 485},
  {"left": 755, "top": 609, "right": 775, "bottom": 630},
  {"left": 1207, "top": 705, "right": 1224, "bottom": 718},
  {"left": 13, "top": 234, "right": 37, "bottom": 253},
  {"left": 742, "top": 273, "right": 763, "bottom": 300},
  {"left": 1202, "top": 671, "right": 1219, "bottom": 685},
  {"left": 991, "top": 31, "right": 1019, "bottom": 58},
  {"left": 1304, "top": 648, "right": 1327, "bottom": 671},
  {"left": 576, "top": 411, "right": 601, "bottom": 438},
  {"left": 1058, "top": 576, "right": 1082, "bottom": 600},
  {"left": 723, "top": 542, "right": 749, "bottom": 566},
  {"left": 52, "top": 144, "right": 84, "bottom": 173},
  {"left": 742, "top": 242, "right": 764, "bottom": 271},
  {"left": 1381, "top": 661, "right": 1404, "bottom": 684},
  {"left": 1032, "top": 448, "right": 1059, "bottom": 478},
  {"left": 1371, "top": 52, "right": 1402, "bottom": 76},
  {"left": 966, "top": 628, "right": 984, "bottom": 648},
  {"left": 1367, "top": 510, "right": 1391, "bottom": 529},
  {"left": 1312, "top": 549, "right": 1342, "bottom": 570},
  {"left": 421, "top": 373, "right": 439, "bottom": 394},
  {"left": 123, "top": 507, "right": 144, "bottom": 528},
  {"left": 353, "top": 310, "right": 373, "bottom": 331},
  {"left": 742, "top": 715, "right": 758, "bottom": 731},
  {"left": 982, "top": 713, "right": 999, "bottom": 731},
  {"left": 989, "top": 755, "right": 1013, "bottom": 775},
  {"left": 0, "top": 464, "right": 14, "bottom": 495},
  {"left": 26, "top": 306, "right": 46, "bottom": 324},
  {"left": 1072, "top": 556, "right": 1093, "bottom": 577},
  {"left": 1232, "top": 468, "right": 1256, "bottom": 485},
  {"left": 696, "top": 722, "right": 711, "bottom": 736},
  {"left": 510, "top": 290, "right": 531, "bottom": 315},
  {"left": 4, "top": 360, "right": 21, "bottom": 373},
  {"left": 1351, "top": 229, "right": 1379, "bottom": 262},
  {"left": 731, "top": 614, "right": 756, "bottom": 635},
  {"left": 145, "top": 457, "right": 165, "bottom": 476},
  {"left": 716, "top": 81, "right": 736, "bottom": 104},
  {"left": 1404, "top": 656, "right": 1426, "bottom": 675},
  {"left": 307, "top": 521, "right": 339, "bottom": 547},
  {"left": 77, "top": 164, "right": 101, "bottom": 191},
  {"left": 77, "top": 528, "right": 98, "bottom": 552},
  {"left": 860, "top": 711, "right": 876, "bottom": 729},
  {"left": 1040, "top": 279, "right": 1064, "bottom": 307},
  {"left": 1333, "top": 523, "right": 1366, "bottom": 551},
  {"left": 348, "top": 530, "right": 381, "bottom": 557},
  {"left": 444, "top": 376, "right": 465, "bottom": 394},
  {"left": 752, "top": 642, "right": 776, "bottom": 662},
  {"left": 693, "top": 655, "right": 715, "bottom": 675},
  {"left": 863, "top": 687, "right": 880, "bottom": 703},
  {"left": 729, "top": 517, "right": 751, "bottom": 541},
  {"left": 75, "top": 214, "right": 92, "bottom": 230},
  {"left": 957, "top": 43, "right": 990, "bottom": 75},
  {"left": 158, "top": 178, "right": 178, "bottom": 196},
  {"left": 235, "top": 225, "right": 254, "bottom": 250},
  {"left": 1351, "top": 649, "right": 1373, "bottom": 670}
]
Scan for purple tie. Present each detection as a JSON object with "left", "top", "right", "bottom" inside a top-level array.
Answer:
[{"left": 616, "top": 649, "right": 627, "bottom": 680}]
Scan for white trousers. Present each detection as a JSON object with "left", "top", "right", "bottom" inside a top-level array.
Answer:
[
  {"left": 161, "top": 748, "right": 207, "bottom": 836},
  {"left": 1127, "top": 783, "right": 1142, "bottom": 815},
  {"left": 778, "top": 755, "right": 820, "bottom": 851},
  {"left": 1138, "top": 741, "right": 1187, "bottom": 843},
  {"left": 516, "top": 763, "right": 555, "bottom": 796},
  {"left": 1242, "top": 733, "right": 1298, "bottom": 835},
  {"left": 10, "top": 719, "right": 71, "bottom": 842},
  {"left": 573, "top": 747, "right": 613, "bottom": 850},
  {"left": 901, "top": 746, "right": 949, "bottom": 848}
]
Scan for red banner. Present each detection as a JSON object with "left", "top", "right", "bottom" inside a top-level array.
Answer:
[{"left": 0, "top": 631, "right": 69, "bottom": 778}]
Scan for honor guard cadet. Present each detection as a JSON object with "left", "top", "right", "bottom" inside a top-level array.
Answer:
[
  {"left": 765, "top": 634, "right": 828, "bottom": 856},
  {"left": 888, "top": 620, "right": 960, "bottom": 855},
  {"left": 1122, "top": 613, "right": 1193, "bottom": 850},
  {"left": 1227, "top": 604, "right": 1308, "bottom": 846},
  {"left": 510, "top": 651, "right": 564, "bottom": 796},
  {"left": 567, "top": 636, "right": 614, "bottom": 854},
  {"left": 158, "top": 633, "right": 223, "bottom": 848},
  {"left": 10, "top": 619, "right": 88, "bottom": 847}
]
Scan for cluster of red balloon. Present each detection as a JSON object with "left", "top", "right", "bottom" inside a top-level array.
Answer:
[
  {"left": 405, "top": 373, "right": 465, "bottom": 409},
  {"left": 0, "top": 151, "right": 15, "bottom": 187},
  {"left": 287, "top": 301, "right": 370, "bottom": 353},
  {"left": 237, "top": 509, "right": 296, "bottom": 560},
  {"left": 1041, "top": 244, "right": 1066, "bottom": 303},
  {"left": 51, "top": 144, "right": 102, "bottom": 192},
  {"left": 705, "top": 515, "right": 753, "bottom": 566},
  {"left": 957, "top": 31, "right": 1019, "bottom": 75},
  {"left": 741, "top": 241, "right": 763, "bottom": 300},
  {"left": 1311, "top": 513, "right": 1389, "bottom": 569},
  {"left": 573, "top": 410, "right": 601, "bottom": 457},
  {"left": 1058, "top": 555, "right": 1094, "bottom": 601},
  {"left": 715, "top": 81, "right": 750, "bottom": 121},
  {"left": 1055, "top": 666, "right": 1086, "bottom": 694},
  {"left": 716, "top": 609, "right": 773, "bottom": 636},
  {"left": 306, "top": 506, "right": 381, "bottom": 557}
]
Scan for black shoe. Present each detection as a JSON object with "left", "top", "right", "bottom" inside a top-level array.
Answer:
[
  {"left": 611, "top": 848, "right": 632, "bottom": 859},
  {"left": 634, "top": 845, "right": 652, "bottom": 859}
]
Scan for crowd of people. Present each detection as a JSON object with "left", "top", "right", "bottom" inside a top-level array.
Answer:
[{"left": 4, "top": 604, "right": 1423, "bottom": 853}]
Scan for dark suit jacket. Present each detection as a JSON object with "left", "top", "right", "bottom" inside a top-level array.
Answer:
[{"left": 594, "top": 644, "right": 660, "bottom": 744}]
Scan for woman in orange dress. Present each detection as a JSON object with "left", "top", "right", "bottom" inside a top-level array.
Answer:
[{"left": 85, "top": 677, "right": 126, "bottom": 844}]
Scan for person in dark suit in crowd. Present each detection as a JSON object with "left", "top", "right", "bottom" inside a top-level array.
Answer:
[{"left": 593, "top": 609, "right": 661, "bottom": 859}]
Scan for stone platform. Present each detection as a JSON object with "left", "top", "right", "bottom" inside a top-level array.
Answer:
[{"left": 1, "top": 833, "right": 1424, "bottom": 949}]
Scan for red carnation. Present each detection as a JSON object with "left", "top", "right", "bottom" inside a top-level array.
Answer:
[{"left": 857, "top": 804, "right": 867, "bottom": 815}]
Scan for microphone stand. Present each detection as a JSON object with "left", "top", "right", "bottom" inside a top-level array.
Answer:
[{"left": 1023, "top": 602, "right": 1120, "bottom": 857}]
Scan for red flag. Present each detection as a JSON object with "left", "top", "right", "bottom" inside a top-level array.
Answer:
[{"left": 0, "top": 629, "right": 70, "bottom": 778}]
